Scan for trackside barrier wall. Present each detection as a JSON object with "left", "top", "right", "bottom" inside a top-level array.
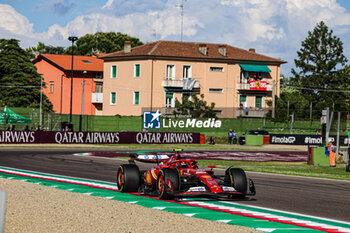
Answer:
[
  {"left": 0, "top": 190, "right": 6, "bottom": 233},
  {"left": 200, "top": 134, "right": 205, "bottom": 144},
  {"left": 262, "top": 135, "right": 270, "bottom": 144},
  {"left": 245, "top": 135, "right": 263, "bottom": 146},
  {"left": 309, "top": 146, "right": 330, "bottom": 166}
]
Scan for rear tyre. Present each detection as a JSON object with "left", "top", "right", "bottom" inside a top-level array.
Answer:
[
  {"left": 117, "top": 164, "right": 140, "bottom": 192},
  {"left": 156, "top": 168, "right": 180, "bottom": 200},
  {"left": 226, "top": 167, "right": 248, "bottom": 199},
  {"left": 346, "top": 162, "right": 350, "bottom": 172}
]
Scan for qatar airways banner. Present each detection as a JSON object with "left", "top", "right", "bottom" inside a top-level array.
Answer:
[{"left": 0, "top": 131, "right": 200, "bottom": 144}]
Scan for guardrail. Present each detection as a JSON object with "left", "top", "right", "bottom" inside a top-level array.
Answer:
[{"left": 0, "top": 190, "right": 6, "bottom": 233}]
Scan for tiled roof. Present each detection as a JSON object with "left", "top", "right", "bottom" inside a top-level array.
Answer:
[
  {"left": 101, "top": 41, "right": 286, "bottom": 64},
  {"left": 33, "top": 54, "right": 103, "bottom": 72}
]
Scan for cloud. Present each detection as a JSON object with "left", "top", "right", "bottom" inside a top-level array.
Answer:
[
  {"left": 100, "top": 0, "right": 165, "bottom": 16},
  {"left": 35, "top": 0, "right": 76, "bottom": 16},
  {"left": 1, "top": 0, "right": 350, "bottom": 75},
  {"left": 0, "top": 4, "right": 34, "bottom": 35}
]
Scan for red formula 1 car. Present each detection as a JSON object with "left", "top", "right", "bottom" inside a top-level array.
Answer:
[{"left": 117, "top": 150, "right": 256, "bottom": 200}]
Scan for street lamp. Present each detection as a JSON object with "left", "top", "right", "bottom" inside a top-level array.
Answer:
[
  {"left": 60, "top": 74, "right": 64, "bottom": 121},
  {"left": 82, "top": 71, "right": 86, "bottom": 116},
  {"left": 39, "top": 74, "right": 43, "bottom": 127},
  {"left": 68, "top": 36, "right": 78, "bottom": 127}
]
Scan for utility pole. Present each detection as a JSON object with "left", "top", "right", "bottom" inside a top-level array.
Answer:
[
  {"left": 290, "top": 113, "right": 294, "bottom": 134},
  {"left": 336, "top": 112, "right": 340, "bottom": 157},
  {"left": 40, "top": 75, "right": 43, "bottom": 127},
  {"left": 310, "top": 102, "right": 312, "bottom": 122},
  {"left": 272, "top": 80, "right": 276, "bottom": 118}
]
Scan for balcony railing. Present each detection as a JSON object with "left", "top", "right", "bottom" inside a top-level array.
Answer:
[
  {"left": 236, "top": 82, "right": 272, "bottom": 91},
  {"left": 92, "top": 93, "right": 103, "bottom": 103},
  {"left": 162, "top": 79, "right": 200, "bottom": 89}
]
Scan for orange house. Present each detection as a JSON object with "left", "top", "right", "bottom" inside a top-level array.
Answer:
[{"left": 33, "top": 54, "right": 104, "bottom": 116}]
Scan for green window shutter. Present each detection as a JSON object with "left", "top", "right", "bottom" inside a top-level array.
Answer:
[
  {"left": 111, "top": 92, "right": 116, "bottom": 104},
  {"left": 112, "top": 66, "right": 117, "bottom": 78},
  {"left": 166, "top": 93, "right": 173, "bottom": 99},
  {"left": 255, "top": 96, "right": 262, "bottom": 108},
  {"left": 134, "top": 92, "right": 139, "bottom": 105},
  {"left": 240, "top": 95, "right": 247, "bottom": 102},
  {"left": 135, "top": 64, "right": 140, "bottom": 77}
]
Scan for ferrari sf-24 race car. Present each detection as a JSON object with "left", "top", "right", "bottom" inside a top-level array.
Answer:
[{"left": 117, "top": 150, "right": 256, "bottom": 200}]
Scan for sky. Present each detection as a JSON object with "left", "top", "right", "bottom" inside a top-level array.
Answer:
[{"left": 1, "top": 0, "right": 350, "bottom": 76}]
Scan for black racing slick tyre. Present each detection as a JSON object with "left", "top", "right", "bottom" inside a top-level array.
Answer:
[
  {"left": 117, "top": 164, "right": 140, "bottom": 192},
  {"left": 226, "top": 167, "right": 248, "bottom": 198},
  {"left": 156, "top": 168, "right": 180, "bottom": 200},
  {"left": 346, "top": 162, "right": 350, "bottom": 172}
]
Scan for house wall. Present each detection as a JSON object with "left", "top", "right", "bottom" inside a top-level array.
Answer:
[
  {"left": 34, "top": 59, "right": 97, "bottom": 115},
  {"left": 102, "top": 58, "right": 281, "bottom": 118}
]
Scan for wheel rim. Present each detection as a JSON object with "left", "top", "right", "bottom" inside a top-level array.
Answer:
[
  {"left": 157, "top": 175, "right": 164, "bottom": 193},
  {"left": 166, "top": 179, "right": 173, "bottom": 191},
  {"left": 117, "top": 170, "right": 123, "bottom": 187}
]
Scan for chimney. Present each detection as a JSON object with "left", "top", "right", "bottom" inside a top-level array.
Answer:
[
  {"left": 199, "top": 44, "right": 207, "bottom": 56},
  {"left": 124, "top": 41, "right": 131, "bottom": 53},
  {"left": 249, "top": 48, "right": 255, "bottom": 53},
  {"left": 218, "top": 45, "right": 226, "bottom": 57}
]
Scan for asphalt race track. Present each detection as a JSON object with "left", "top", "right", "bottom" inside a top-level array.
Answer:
[{"left": 0, "top": 148, "right": 349, "bottom": 222}]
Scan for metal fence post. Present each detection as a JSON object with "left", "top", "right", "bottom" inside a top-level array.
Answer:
[{"left": 0, "top": 190, "right": 6, "bottom": 233}]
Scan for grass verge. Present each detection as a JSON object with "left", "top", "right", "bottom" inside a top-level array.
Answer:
[{"left": 198, "top": 160, "right": 350, "bottom": 181}]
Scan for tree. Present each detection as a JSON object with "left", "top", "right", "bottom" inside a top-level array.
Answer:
[
  {"left": 26, "top": 42, "right": 66, "bottom": 58},
  {"left": 173, "top": 93, "right": 217, "bottom": 118},
  {"left": 0, "top": 39, "right": 53, "bottom": 111},
  {"left": 291, "top": 21, "right": 349, "bottom": 113},
  {"left": 266, "top": 76, "right": 309, "bottom": 121},
  {"left": 66, "top": 32, "right": 144, "bottom": 56}
]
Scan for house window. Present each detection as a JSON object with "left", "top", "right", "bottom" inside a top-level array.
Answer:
[
  {"left": 209, "top": 88, "right": 223, "bottom": 93},
  {"left": 165, "top": 93, "right": 174, "bottom": 108},
  {"left": 49, "top": 81, "right": 54, "bottom": 93},
  {"left": 134, "top": 91, "right": 139, "bottom": 105},
  {"left": 255, "top": 96, "right": 263, "bottom": 109},
  {"left": 134, "top": 64, "right": 140, "bottom": 78},
  {"left": 239, "top": 95, "right": 247, "bottom": 108},
  {"left": 95, "top": 72, "right": 102, "bottom": 79},
  {"left": 95, "top": 83, "right": 103, "bottom": 93},
  {"left": 111, "top": 65, "right": 117, "bottom": 78},
  {"left": 110, "top": 92, "right": 116, "bottom": 105},
  {"left": 166, "top": 64, "right": 175, "bottom": 80},
  {"left": 183, "top": 65, "right": 192, "bottom": 79},
  {"left": 241, "top": 71, "right": 263, "bottom": 83},
  {"left": 240, "top": 71, "right": 249, "bottom": 83},
  {"left": 210, "top": 67, "right": 224, "bottom": 72}
]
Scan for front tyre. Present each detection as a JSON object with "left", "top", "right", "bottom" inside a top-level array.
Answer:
[
  {"left": 226, "top": 167, "right": 248, "bottom": 199},
  {"left": 156, "top": 168, "right": 180, "bottom": 200},
  {"left": 117, "top": 164, "right": 140, "bottom": 192}
]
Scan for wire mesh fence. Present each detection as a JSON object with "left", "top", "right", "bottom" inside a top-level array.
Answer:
[{"left": 1, "top": 107, "right": 349, "bottom": 137}]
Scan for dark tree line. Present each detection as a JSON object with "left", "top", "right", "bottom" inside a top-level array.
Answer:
[{"left": 26, "top": 32, "right": 143, "bottom": 57}]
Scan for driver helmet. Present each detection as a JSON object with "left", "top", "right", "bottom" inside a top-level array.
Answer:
[{"left": 180, "top": 161, "right": 187, "bottom": 168}]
